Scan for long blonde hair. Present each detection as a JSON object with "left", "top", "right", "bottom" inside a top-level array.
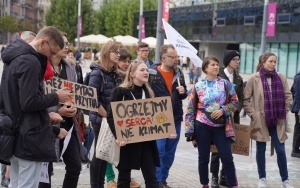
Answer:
[
  {"left": 120, "top": 60, "right": 154, "bottom": 98},
  {"left": 99, "top": 41, "right": 119, "bottom": 71}
]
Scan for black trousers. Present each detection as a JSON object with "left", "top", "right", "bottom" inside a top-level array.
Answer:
[
  {"left": 38, "top": 130, "right": 81, "bottom": 188},
  {"left": 60, "top": 130, "right": 82, "bottom": 188},
  {"left": 210, "top": 112, "right": 240, "bottom": 177},
  {"left": 293, "top": 114, "right": 300, "bottom": 154},
  {"left": 117, "top": 145, "right": 158, "bottom": 188},
  {"left": 90, "top": 122, "right": 107, "bottom": 188}
]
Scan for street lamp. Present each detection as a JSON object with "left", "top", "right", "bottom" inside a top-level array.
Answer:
[
  {"left": 260, "top": 0, "right": 269, "bottom": 54},
  {"left": 138, "top": 0, "right": 143, "bottom": 42},
  {"left": 77, "top": 0, "right": 81, "bottom": 50}
]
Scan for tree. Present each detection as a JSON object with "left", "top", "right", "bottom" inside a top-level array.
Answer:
[
  {"left": 94, "top": 0, "right": 157, "bottom": 37},
  {"left": 45, "top": 0, "right": 96, "bottom": 42},
  {"left": 0, "top": 15, "right": 20, "bottom": 33}
]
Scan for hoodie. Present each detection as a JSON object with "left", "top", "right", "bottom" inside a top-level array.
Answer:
[{"left": 0, "top": 39, "right": 60, "bottom": 161}]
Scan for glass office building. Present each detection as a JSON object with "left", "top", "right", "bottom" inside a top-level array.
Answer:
[{"left": 135, "top": 0, "right": 300, "bottom": 78}]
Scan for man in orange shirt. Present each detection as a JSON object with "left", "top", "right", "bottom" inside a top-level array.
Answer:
[{"left": 148, "top": 44, "right": 187, "bottom": 188}]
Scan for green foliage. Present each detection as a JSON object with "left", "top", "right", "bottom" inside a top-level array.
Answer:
[
  {"left": 94, "top": 0, "right": 158, "bottom": 37},
  {"left": 45, "top": 0, "right": 96, "bottom": 42},
  {"left": 0, "top": 15, "right": 20, "bottom": 33}
]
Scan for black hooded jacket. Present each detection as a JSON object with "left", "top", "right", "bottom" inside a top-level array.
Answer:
[{"left": 0, "top": 39, "right": 59, "bottom": 162}]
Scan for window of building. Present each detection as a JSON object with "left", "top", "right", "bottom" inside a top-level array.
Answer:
[
  {"left": 277, "top": 13, "right": 290, "bottom": 24},
  {"left": 244, "top": 16, "right": 255, "bottom": 25},
  {"left": 216, "top": 18, "right": 225, "bottom": 26}
]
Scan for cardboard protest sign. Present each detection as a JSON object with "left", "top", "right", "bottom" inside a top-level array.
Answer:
[
  {"left": 211, "top": 124, "right": 252, "bottom": 156},
  {"left": 44, "top": 77, "right": 98, "bottom": 112},
  {"left": 110, "top": 96, "right": 176, "bottom": 144}
]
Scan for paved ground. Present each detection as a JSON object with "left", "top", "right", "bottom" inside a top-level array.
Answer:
[{"left": 1, "top": 60, "right": 300, "bottom": 188}]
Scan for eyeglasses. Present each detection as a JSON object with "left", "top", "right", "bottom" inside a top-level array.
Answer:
[
  {"left": 47, "top": 42, "right": 56, "bottom": 56},
  {"left": 110, "top": 51, "right": 120, "bottom": 56},
  {"left": 139, "top": 49, "right": 149, "bottom": 53},
  {"left": 165, "top": 55, "right": 179, "bottom": 59},
  {"left": 65, "top": 42, "right": 70, "bottom": 47},
  {"left": 231, "top": 58, "right": 240, "bottom": 62}
]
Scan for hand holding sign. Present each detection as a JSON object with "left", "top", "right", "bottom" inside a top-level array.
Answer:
[
  {"left": 56, "top": 87, "right": 73, "bottom": 103},
  {"left": 116, "top": 140, "right": 127, "bottom": 147},
  {"left": 176, "top": 86, "right": 185, "bottom": 94},
  {"left": 169, "top": 134, "right": 177, "bottom": 139}
]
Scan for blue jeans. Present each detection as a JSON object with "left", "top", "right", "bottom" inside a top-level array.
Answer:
[
  {"left": 82, "top": 126, "right": 95, "bottom": 157},
  {"left": 156, "top": 121, "right": 181, "bottom": 183},
  {"left": 194, "top": 121, "right": 237, "bottom": 187},
  {"left": 256, "top": 126, "right": 289, "bottom": 182}
]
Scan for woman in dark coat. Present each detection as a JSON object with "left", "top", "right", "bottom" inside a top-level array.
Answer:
[
  {"left": 107, "top": 60, "right": 160, "bottom": 188},
  {"left": 88, "top": 41, "right": 120, "bottom": 188}
]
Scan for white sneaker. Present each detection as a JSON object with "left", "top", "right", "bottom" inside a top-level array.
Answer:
[
  {"left": 281, "top": 180, "right": 294, "bottom": 188},
  {"left": 258, "top": 178, "right": 267, "bottom": 188}
]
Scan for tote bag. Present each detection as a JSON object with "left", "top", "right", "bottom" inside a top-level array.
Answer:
[{"left": 95, "top": 118, "right": 120, "bottom": 166}]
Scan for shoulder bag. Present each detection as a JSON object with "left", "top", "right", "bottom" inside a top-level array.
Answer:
[{"left": 95, "top": 117, "right": 120, "bottom": 166}]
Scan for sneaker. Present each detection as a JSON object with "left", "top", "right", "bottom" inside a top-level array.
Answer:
[
  {"left": 291, "top": 152, "right": 300, "bottom": 158},
  {"left": 281, "top": 180, "right": 294, "bottom": 188},
  {"left": 211, "top": 177, "right": 219, "bottom": 188},
  {"left": 130, "top": 178, "right": 141, "bottom": 188},
  {"left": 219, "top": 177, "right": 229, "bottom": 187},
  {"left": 258, "top": 178, "right": 267, "bottom": 188},
  {"left": 1, "top": 176, "right": 10, "bottom": 188},
  {"left": 159, "top": 181, "right": 171, "bottom": 188},
  {"left": 81, "top": 156, "right": 90, "bottom": 164},
  {"left": 107, "top": 180, "right": 117, "bottom": 188}
]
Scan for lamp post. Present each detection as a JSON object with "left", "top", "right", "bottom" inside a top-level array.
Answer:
[
  {"left": 260, "top": 0, "right": 269, "bottom": 54},
  {"left": 76, "top": 0, "right": 81, "bottom": 50},
  {"left": 155, "top": 0, "right": 164, "bottom": 62},
  {"left": 138, "top": 0, "right": 143, "bottom": 42}
]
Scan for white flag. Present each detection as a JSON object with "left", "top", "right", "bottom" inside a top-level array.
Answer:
[{"left": 162, "top": 19, "right": 202, "bottom": 67}]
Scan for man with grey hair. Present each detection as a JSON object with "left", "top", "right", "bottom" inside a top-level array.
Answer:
[
  {"left": 20, "top": 31, "right": 36, "bottom": 43},
  {"left": 148, "top": 44, "right": 187, "bottom": 188}
]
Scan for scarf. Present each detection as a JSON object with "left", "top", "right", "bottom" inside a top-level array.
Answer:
[
  {"left": 259, "top": 67, "right": 286, "bottom": 127},
  {"left": 43, "top": 59, "right": 54, "bottom": 80}
]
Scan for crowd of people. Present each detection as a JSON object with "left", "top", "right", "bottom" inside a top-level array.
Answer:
[{"left": 0, "top": 26, "right": 298, "bottom": 188}]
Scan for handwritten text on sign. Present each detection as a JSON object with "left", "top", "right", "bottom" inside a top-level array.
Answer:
[
  {"left": 44, "top": 77, "right": 98, "bottom": 112},
  {"left": 211, "top": 124, "right": 251, "bottom": 156},
  {"left": 110, "top": 97, "right": 176, "bottom": 144}
]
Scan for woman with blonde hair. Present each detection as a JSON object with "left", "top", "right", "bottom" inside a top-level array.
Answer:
[
  {"left": 88, "top": 41, "right": 120, "bottom": 188},
  {"left": 107, "top": 60, "right": 160, "bottom": 188},
  {"left": 244, "top": 52, "right": 294, "bottom": 188}
]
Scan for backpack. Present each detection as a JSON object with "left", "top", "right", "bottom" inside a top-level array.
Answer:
[{"left": 82, "top": 69, "right": 107, "bottom": 115}]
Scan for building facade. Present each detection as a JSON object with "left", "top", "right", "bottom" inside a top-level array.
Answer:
[
  {"left": 135, "top": 0, "right": 300, "bottom": 78},
  {"left": 0, "top": 0, "right": 48, "bottom": 43}
]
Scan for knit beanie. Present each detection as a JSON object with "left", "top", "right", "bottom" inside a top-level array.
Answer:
[{"left": 223, "top": 50, "right": 240, "bottom": 67}]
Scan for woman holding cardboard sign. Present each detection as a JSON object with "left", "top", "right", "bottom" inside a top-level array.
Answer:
[
  {"left": 107, "top": 60, "right": 160, "bottom": 188},
  {"left": 243, "top": 52, "right": 293, "bottom": 188},
  {"left": 185, "top": 56, "right": 239, "bottom": 188}
]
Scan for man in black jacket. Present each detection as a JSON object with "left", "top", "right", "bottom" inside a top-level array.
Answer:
[
  {"left": 1, "top": 26, "right": 72, "bottom": 188},
  {"left": 148, "top": 44, "right": 187, "bottom": 188}
]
